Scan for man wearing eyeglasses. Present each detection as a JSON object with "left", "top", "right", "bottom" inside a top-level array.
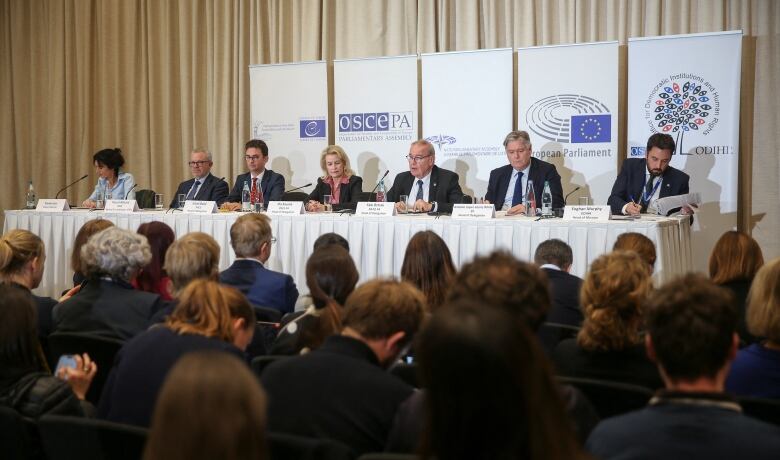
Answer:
[
  {"left": 386, "top": 139, "right": 463, "bottom": 213},
  {"left": 222, "top": 139, "right": 285, "bottom": 211},
  {"left": 170, "top": 149, "right": 229, "bottom": 208}
]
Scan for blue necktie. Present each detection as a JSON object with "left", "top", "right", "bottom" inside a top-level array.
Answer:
[
  {"left": 415, "top": 180, "right": 424, "bottom": 201},
  {"left": 511, "top": 171, "right": 524, "bottom": 206},
  {"left": 185, "top": 180, "right": 201, "bottom": 201}
]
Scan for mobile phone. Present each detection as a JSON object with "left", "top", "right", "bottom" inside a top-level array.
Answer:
[{"left": 55, "top": 354, "right": 78, "bottom": 376}]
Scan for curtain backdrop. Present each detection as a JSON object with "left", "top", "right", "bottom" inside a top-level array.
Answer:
[{"left": 2, "top": 0, "right": 778, "bottom": 260}]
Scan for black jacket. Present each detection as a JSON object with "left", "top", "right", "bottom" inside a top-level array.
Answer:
[
  {"left": 307, "top": 175, "right": 364, "bottom": 210},
  {"left": 226, "top": 170, "right": 285, "bottom": 205},
  {"left": 386, "top": 166, "right": 463, "bottom": 214},
  {"left": 607, "top": 158, "right": 690, "bottom": 215},
  {"left": 485, "top": 158, "right": 565, "bottom": 210},
  {"left": 170, "top": 173, "right": 229, "bottom": 208},
  {"left": 0, "top": 372, "right": 85, "bottom": 419}
]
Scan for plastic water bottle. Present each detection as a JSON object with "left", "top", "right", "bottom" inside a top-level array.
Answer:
[
  {"left": 25, "top": 181, "right": 36, "bottom": 209},
  {"left": 541, "top": 181, "right": 553, "bottom": 216},
  {"left": 375, "top": 180, "right": 386, "bottom": 202},
  {"left": 241, "top": 181, "right": 251, "bottom": 211},
  {"left": 524, "top": 180, "right": 536, "bottom": 217}
]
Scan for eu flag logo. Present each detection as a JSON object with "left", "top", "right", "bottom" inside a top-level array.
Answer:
[
  {"left": 300, "top": 119, "right": 326, "bottom": 138},
  {"left": 570, "top": 114, "right": 611, "bottom": 143}
]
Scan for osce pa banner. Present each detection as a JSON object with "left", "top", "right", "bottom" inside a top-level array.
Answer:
[
  {"left": 517, "top": 41, "right": 619, "bottom": 206},
  {"left": 421, "top": 48, "right": 513, "bottom": 199},
  {"left": 334, "top": 55, "right": 418, "bottom": 190},
  {"left": 628, "top": 31, "right": 742, "bottom": 271},
  {"left": 249, "top": 61, "right": 328, "bottom": 190}
]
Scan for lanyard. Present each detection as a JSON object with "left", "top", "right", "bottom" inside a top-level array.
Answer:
[{"left": 642, "top": 177, "right": 662, "bottom": 204}]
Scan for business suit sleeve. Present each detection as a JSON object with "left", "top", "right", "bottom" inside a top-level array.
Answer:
[
  {"left": 284, "top": 275, "right": 299, "bottom": 314},
  {"left": 227, "top": 176, "right": 244, "bottom": 203},
  {"left": 169, "top": 183, "right": 185, "bottom": 208},
  {"left": 307, "top": 178, "right": 326, "bottom": 203},
  {"left": 438, "top": 172, "right": 463, "bottom": 214},
  {"left": 485, "top": 169, "right": 499, "bottom": 209},
  {"left": 607, "top": 162, "right": 631, "bottom": 214},
  {"left": 345, "top": 176, "right": 364, "bottom": 203},
  {"left": 544, "top": 166, "right": 565, "bottom": 208},
  {"left": 213, "top": 178, "right": 229, "bottom": 206},
  {"left": 266, "top": 173, "right": 285, "bottom": 202},
  {"left": 386, "top": 173, "right": 403, "bottom": 203}
]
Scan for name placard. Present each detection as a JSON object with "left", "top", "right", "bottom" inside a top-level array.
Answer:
[
  {"left": 563, "top": 205, "right": 611, "bottom": 222},
  {"left": 182, "top": 200, "right": 218, "bottom": 214},
  {"left": 104, "top": 200, "right": 140, "bottom": 213},
  {"left": 451, "top": 204, "right": 496, "bottom": 219},
  {"left": 35, "top": 199, "right": 70, "bottom": 212},
  {"left": 266, "top": 201, "right": 305, "bottom": 216},
  {"left": 355, "top": 202, "right": 396, "bottom": 217}
]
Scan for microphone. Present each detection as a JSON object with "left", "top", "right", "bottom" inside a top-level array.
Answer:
[
  {"left": 55, "top": 174, "right": 88, "bottom": 199},
  {"left": 284, "top": 183, "right": 312, "bottom": 193},
  {"left": 564, "top": 186, "right": 581, "bottom": 204},
  {"left": 369, "top": 170, "right": 390, "bottom": 201},
  {"left": 217, "top": 176, "right": 226, "bottom": 183},
  {"left": 124, "top": 183, "right": 139, "bottom": 200}
]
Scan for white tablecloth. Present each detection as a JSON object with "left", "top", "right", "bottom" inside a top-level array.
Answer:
[{"left": 4, "top": 209, "right": 692, "bottom": 298}]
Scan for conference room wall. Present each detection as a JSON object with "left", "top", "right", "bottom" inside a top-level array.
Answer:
[{"left": 1, "top": 0, "right": 777, "bottom": 260}]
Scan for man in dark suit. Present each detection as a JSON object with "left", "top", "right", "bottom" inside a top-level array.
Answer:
[
  {"left": 386, "top": 139, "right": 463, "bottom": 214},
  {"left": 534, "top": 238, "right": 583, "bottom": 328},
  {"left": 219, "top": 213, "right": 298, "bottom": 314},
  {"left": 608, "top": 133, "right": 690, "bottom": 216},
  {"left": 222, "top": 139, "right": 285, "bottom": 211},
  {"left": 261, "top": 279, "right": 427, "bottom": 456},
  {"left": 485, "top": 130, "right": 564, "bottom": 215},
  {"left": 169, "top": 149, "right": 229, "bottom": 208}
]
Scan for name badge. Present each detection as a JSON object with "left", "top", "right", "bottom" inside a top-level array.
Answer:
[
  {"left": 35, "top": 199, "right": 70, "bottom": 212},
  {"left": 563, "top": 205, "right": 611, "bottom": 222},
  {"left": 266, "top": 201, "right": 305, "bottom": 216},
  {"left": 104, "top": 200, "right": 139, "bottom": 213},
  {"left": 182, "top": 200, "right": 218, "bottom": 214},
  {"left": 355, "top": 202, "right": 396, "bottom": 217},
  {"left": 451, "top": 204, "right": 495, "bottom": 219}
]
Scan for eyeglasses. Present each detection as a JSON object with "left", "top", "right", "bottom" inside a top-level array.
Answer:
[
  {"left": 245, "top": 155, "right": 262, "bottom": 161},
  {"left": 406, "top": 154, "right": 432, "bottom": 163},
  {"left": 269, "top": 236, "right": 277, "bottom": 245},
  {"left": 188, "top": 160, "right": 210, "bottom": 166}
]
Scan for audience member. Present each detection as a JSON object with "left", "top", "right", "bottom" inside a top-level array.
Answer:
[
  {"left": 99, "top": 280, "right": 255, "bottom": 427},
  {"left": 144, "top": 351, "right": 267, "bottom": 460},
  {"left": 312, "top": 232, "right": 350, "bottom": 252},
  {"left": 220, "top": 213, "right": 298, "bottom": 314},
  {"left": 709, "top": 230, "right": 764, "bottom": 344},
  {"left": 82, "top": 147, "right": 136, "bottom": 208},
  {"left": 272, "top": 245, "right": 359, "bottom": 355},
  {"left": 133, "top": 222, "right": 175, "bottom": 301},
  {"left": 70, "top": 219, "right": 114, "bottom": 286},
  {"left": 553, "top": 251, "right": 662, "bottom": 389},
  {"left": 306, "top": 145, "right": 364, "bottom": 212},
  {"left": 612, "top": 232, "right": 656, "bottom": 271},
  {"left": 534, "top": 238, "right": 583, "bottom": 327},
  {"left": 53, "top": 227, "right": 165, "bottom": 340},
  {"left": 726, "top": 257, "right": 780, "bottom": 398},
  {"left": 586, "top": 274, "right": 780, "bottom": 459},
  {"left": 417, "top": 301, "right": 586, "bottom": 460},
  {"left": 400, "top": 231, "right": 455, "bottom": 312},
  {"left": 262, "top": 280, "right": 426, "bottom": 456}
]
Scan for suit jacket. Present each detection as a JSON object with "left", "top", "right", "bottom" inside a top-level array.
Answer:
[
  {"left": 219, "top": 259, "right": 298, "bottom": 314},
  {"left": 307, "top": 175, "right": 364, "bottom": 210},
  {"left": 543, "top": 268, "right": 584, "bottom": 328},
  {"left": 386, "top": 165, "right": 463, "bottom": 214},
  {"left": 607, "top": 158, "right": 690, "bottom": 215},
  {"left": 169, "top": 173, "right": 229, "bottom": 208},
  {"left": 485, "top": 158, "right": 565, "bottom": 211},
  {"left": 226, "top": 169, "right": 285, "bottom": 205}
]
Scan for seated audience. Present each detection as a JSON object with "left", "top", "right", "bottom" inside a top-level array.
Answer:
[
  {"left": 586, "top": 274, "right": 780, "bottom": 459},
  {"left": 400, "top": 230, "right": 455, "bottom": 312},
  {"left": 709, "top": 230, "right": 764, "bottom": 344},
  {"left": 416, "top": 301, "right": 586, "bottom": 460},
  {"left": 293, "top": 232, "right": 350, "bottom": 312},
  {"left": 98, "top": 280, "right": 255, "bottom": 427},
  {"left": 612, "top": 232, "right": 656, "bottom": 271},
  {"left": 220, "top": 213, "right": 298, "bottom": 314},
  {"left": 552, "top": 251, "right": 663, "bottom": 389},
  {"left": 53, "top": 227, "right": 165, "bottom": 340},
  {"left": 306, "top": 145, "right": 364, "bottom": 212},
  {"left": 534, "top": 238, "right": 584, "bottom": 327},
  {"left": 726, "top": 257, "right": 780, "bottom": 398},
  {"left": 261, "top": 280, "right": 426, "bottom": 456},
  {"left": 144, "top": 351, "right": 268, "bottom": 460},
  {"left": 133, "top": 221, "right": 175, "bottom": 301},
  {"left": 70, "top": 219, "right": 114, "bottom": 286},
  {"left": 272, "top": 245, "right": 359, "bottom": 355}
]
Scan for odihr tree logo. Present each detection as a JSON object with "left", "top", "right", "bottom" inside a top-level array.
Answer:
[{"left": 651, "top": 81, "right": 713, "bottom": 154}]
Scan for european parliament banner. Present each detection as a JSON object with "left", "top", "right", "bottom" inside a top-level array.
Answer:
[
  {"left": 334, "top": 55, "right": 418, "bottom": 189},
  {"left": 249, "top": 61, "right": 328, "bottom": 190},
  {"left": 517, "top": 42, "right": 619, "bottom": 205},
  {"left": 421, "top": 49, "right": 513, "bottom": 199},
  {"left": 628, "top": 31, "right": 742, "bottom": 271}
]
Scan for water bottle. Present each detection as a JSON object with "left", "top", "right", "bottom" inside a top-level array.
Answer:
[
  {"left": 25, "top": 181, "right": 36, "bottom": 209},
  {"left": 375, "top": 180, "right": 386, "bottom": 202},
  {"left": 541, "top": 181, "right": 553, "bottom": 216},
  {"left": 241, "top": 181, "right": 251, "bottom": 212},
  {"left": 525, "top": 180, "right": 536, "bottom": 217}
]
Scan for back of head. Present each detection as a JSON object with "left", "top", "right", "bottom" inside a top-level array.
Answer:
[
  {"left": 230, "top": 213, "right": 271, "bottom": 258},
  {"left": 578, "top": 250, "right": 652, "bottom": 352},
  {"left": 746, "top": 257, "right": 780, "bottom": 342},
  {"left": 417, "top": 301, "right": 581, "bottom": 460},
  {"left": 312, "top": 232, "right": 350, "bottom": 252},
  {"left": 0, "top": 284, "right": 41, "bottom": 377},
  {"left": 0, "top": 229, "right": 44, "bottom": 278},
  {"left": 144, "top": 351, "right": 267, "bottom": 460},
  {"left": 708, "top": 230, "right": 764, "bottom": 284},
  {"left": 613, "top": 232, "right": 656, "bottom": 269},
  {"left": 71, "top": 219, "right": 114, "bottom": 275},
  {"left": 400, "top": 231, "right": 455, "bottom": 312},
  {"left": 534, "top": 238, "right": 573, "bottom": 270},
  {"left": 135, "top": 222, "right": 176, "bottom": 292},
  {"left": 164, "top": 232, "right": 220, "bottom": 294},
  {"left": 447, "top": 251, "right": 550, "bottom": 331},
  {"left": 645, "top": 274, "right": 736, "bottom": 382},
  {"left": 81, "top": 227, "right": 151, "bottom": 282}
]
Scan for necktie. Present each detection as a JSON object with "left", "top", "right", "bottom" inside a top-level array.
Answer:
[
  {"left": 641, "top": 175, "right": 655, "bottom": 212},
  {"left": 511, "top": 171, "right": 524, "bottom": 206},
  {"left": 251, "top": 177, "right": 258, "bottom": 204},
  {"left": 185, "top": 180, "right": 201, "bottom": 201},
  {"left": 415, "top": 180, "right": 424, "bottom": 201}
]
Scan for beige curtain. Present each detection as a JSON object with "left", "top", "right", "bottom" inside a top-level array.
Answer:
[{"left": 1, "top": 0, "right": 777, "bottom": 259}]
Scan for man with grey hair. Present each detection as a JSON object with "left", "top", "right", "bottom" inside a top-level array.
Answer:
[
  {"left": 534, "top": 238, "right": 583, "bottom": 329},
  {"left": 219, "top": 213, "right": 298, "bottom": 314},
  {"left": 386, "top": 139, "right": 464, "bottom": 214},
  {"left": 485, "top": 130, "right": 564, "bottom": 215},
  {"left": 52, "top": 227, "right": 166, "bottom": 340},
  {"left": 170, "top": 149, "right": 229, "bottom": 208}
]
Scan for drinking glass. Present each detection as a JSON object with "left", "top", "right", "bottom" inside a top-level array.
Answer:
[
  {"left": 398, "top": 195, "right": 409, "bottom": 214},
  {"left": 155, "top": 193, "right": 164, "bottom": 210},
  {"left": 578, "top": 196, "right": 591, "bottom": 206},
  {"left": 178, "top": 193, "right": 186, "bottom": 208},
  {"left": 323, "top": 195, "right": 333, "bottom": 213}
]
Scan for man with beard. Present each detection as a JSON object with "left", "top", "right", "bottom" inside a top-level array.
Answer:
[{"left": 608, "top": 133, "right": 690, "bottom": 216}]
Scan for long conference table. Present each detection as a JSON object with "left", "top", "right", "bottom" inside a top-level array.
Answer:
[{"left": 4, "top": 209, "right": 693, "bottom": 298}]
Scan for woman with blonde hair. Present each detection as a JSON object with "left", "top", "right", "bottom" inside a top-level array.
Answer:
[
  {"left": 552, "top": 250, "right": 662, "bottom": 389},
  {"left": 306, "top": 145, "right": 363, "bottom": 212}
]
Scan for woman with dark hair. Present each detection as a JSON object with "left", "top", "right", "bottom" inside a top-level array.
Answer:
[
  {"left": 144, "top": 351, "right": 268, "bottom": 460},
  {"left": 133, "top": 222, "right": 175, "bottom": 301},
  {"left": 401, "top": 230, "right": 455, "bottom": 312},
  {"left": 709, "top": 230, "right": 764, "bottom": 344},
  {"left": 271, "top": 245, "right": 359, "bottom": 354},
  {"left": 70, "top": 219, "right": 114, "bottom": 286},
  {"left": 82, "top": 148, "right": 135, "bottom": 208},
  {"left": 417, "top": 301, "right": 585, "bottom": 460}
]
